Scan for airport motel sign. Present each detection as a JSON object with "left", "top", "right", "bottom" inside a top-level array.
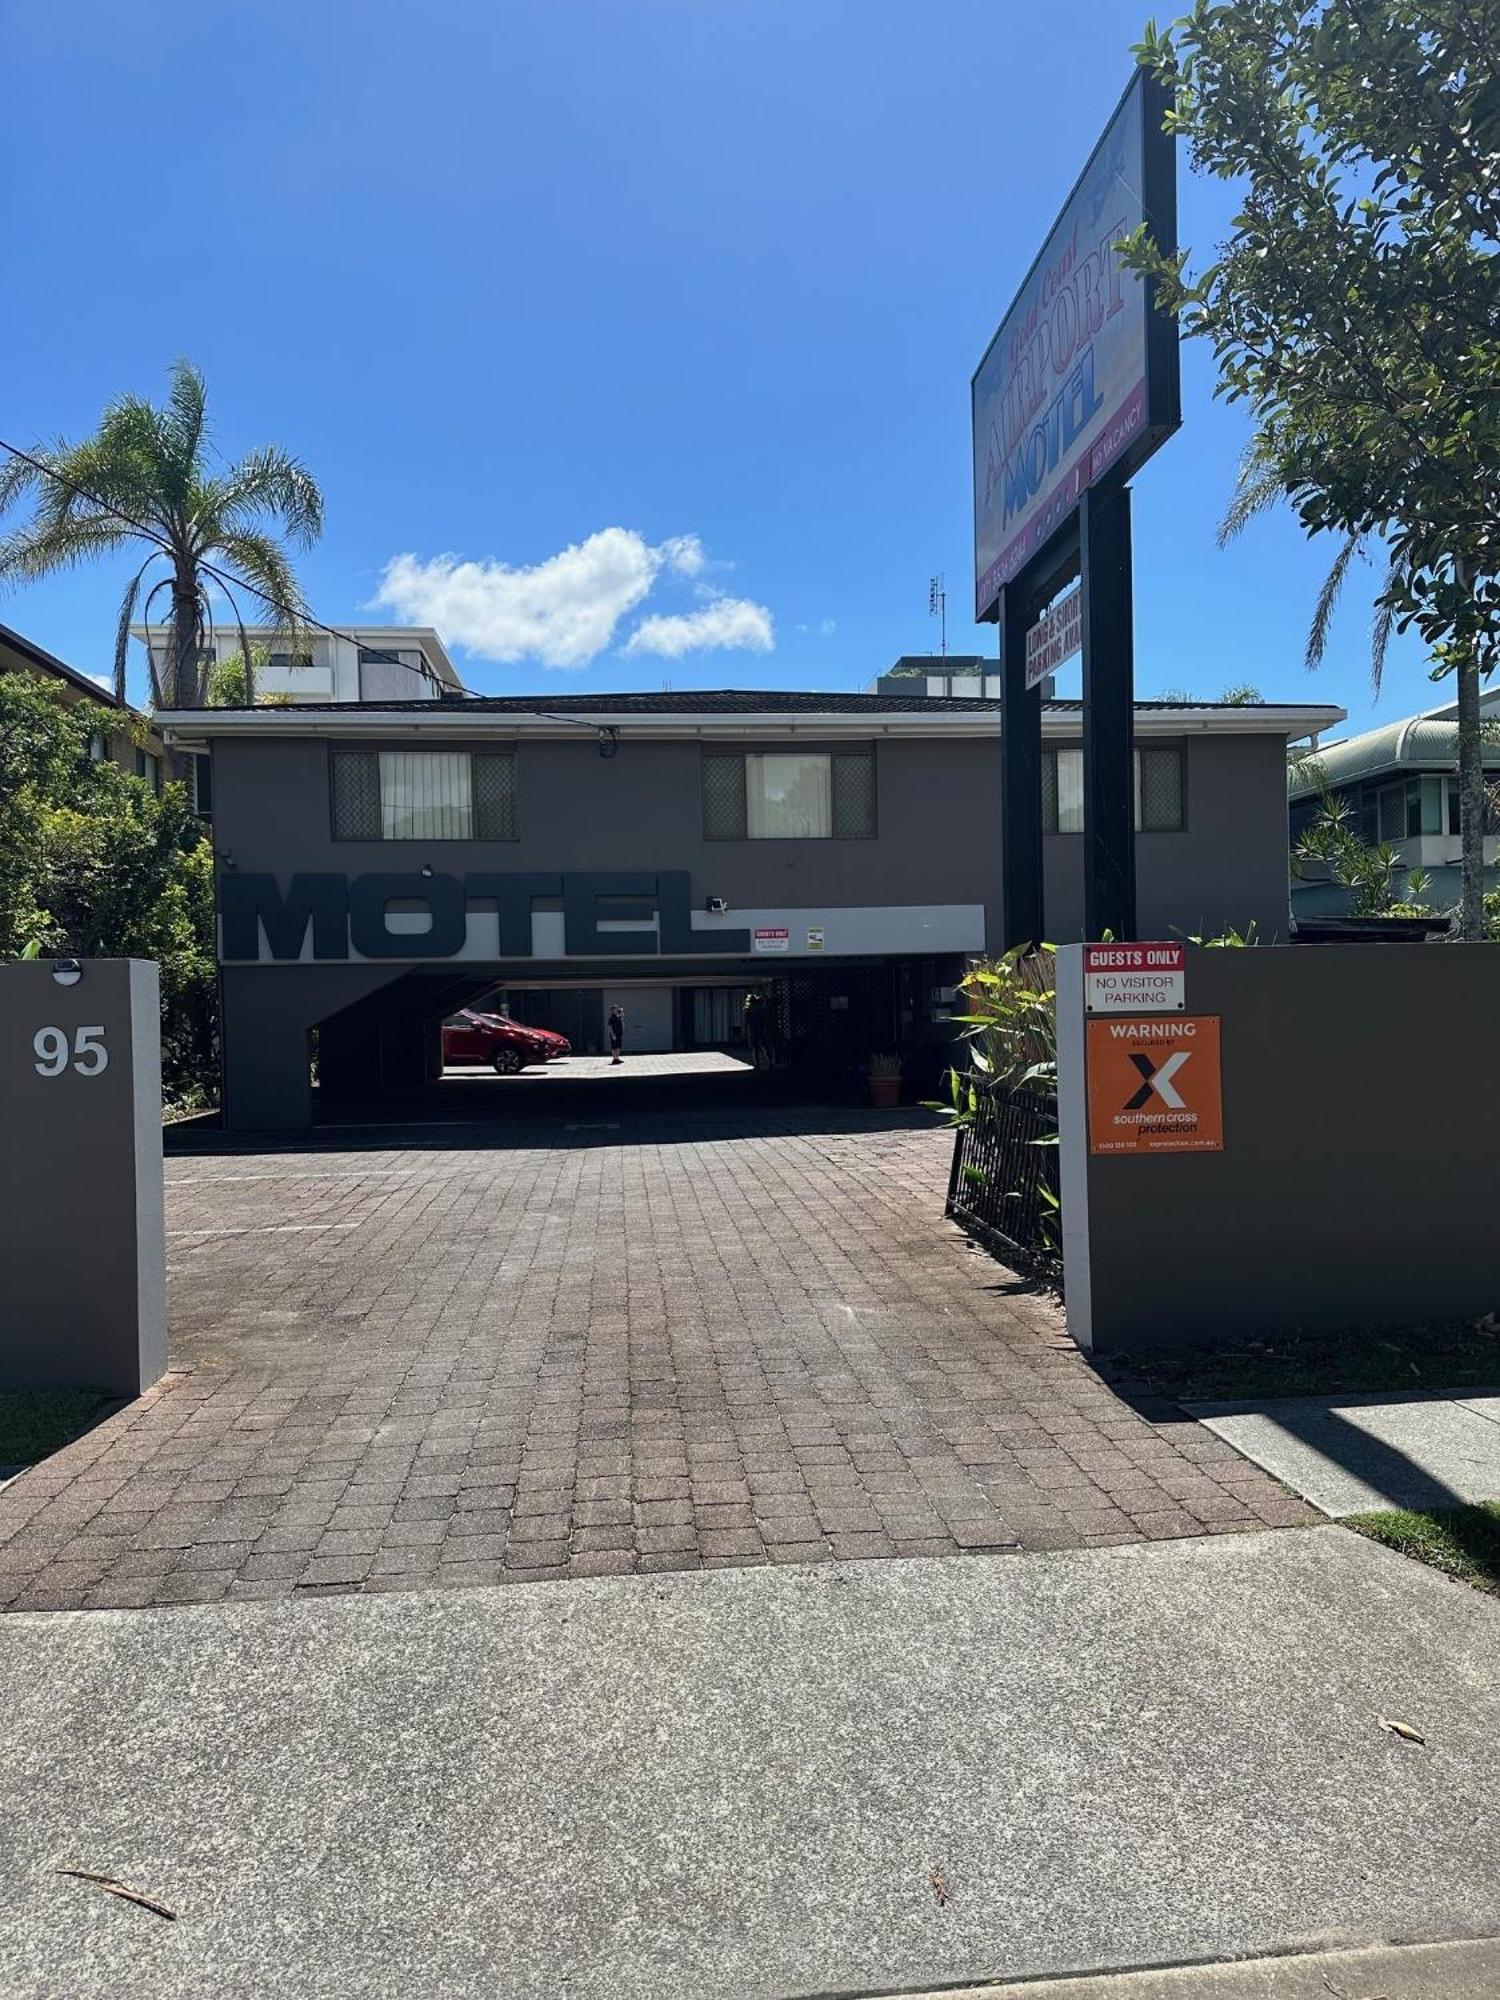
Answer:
[{"left": 972, "top": 68, "right": 1181, "bottom": 947}]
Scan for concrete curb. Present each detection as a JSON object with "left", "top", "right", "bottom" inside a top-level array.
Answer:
[{"left": 873, "top": 1933, "right": 1500, "bottom": 1998}]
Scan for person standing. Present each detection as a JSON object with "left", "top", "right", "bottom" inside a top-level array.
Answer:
[{"left": 608, "top": 1004, "right": 624, "bottom": 1065}]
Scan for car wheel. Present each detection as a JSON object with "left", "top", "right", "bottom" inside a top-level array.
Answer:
[{"left": 491, "top": 1048, "right": 523, "bottom": 1074}]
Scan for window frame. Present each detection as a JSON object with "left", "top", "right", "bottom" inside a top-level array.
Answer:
[
  {"left": 327, "top": 743, "right": 519, "bottom": 843},
  {"left": 701, "top": 743, "right": 878, "bottom": 841},
  {"left": 1042, "top": 744, "right": 1187, "bottom": 835}
]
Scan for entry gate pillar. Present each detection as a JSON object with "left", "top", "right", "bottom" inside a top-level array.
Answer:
[{"left": 1, "top": 959, "right": 167, "bottom": 1396}]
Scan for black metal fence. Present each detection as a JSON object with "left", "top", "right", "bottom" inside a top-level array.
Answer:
[{"left": 945, "top": 1082, "right": 1061, "bottom": 1277}]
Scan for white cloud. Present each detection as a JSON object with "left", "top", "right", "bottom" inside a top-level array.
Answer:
[
  {"left": 657, "top": 535, "right": 705, "bottom": 578},
  {"left": 375, "top": 529, "right": 709, "bottom": 669},
  {"left": 625, "top": 596, "right": 775, "bottom": 660}
]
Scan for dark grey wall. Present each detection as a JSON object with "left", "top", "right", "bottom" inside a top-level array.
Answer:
[
  {"left": 220, "top": 962, "right": 406, "bottom": 1130},
  {"left": 1, "top": 960, "right": 166, "bottom": 1393},
  {"left": 210, "top": 734, "right": 1009, "bottom": 934},
  {"left": 209, "top": 728, "right": 1292, "bottom": 950},
  {"left": 1044, "top": 734, "right": 1292, "bottom": 943},
  {"left": 1061, "top": 942, "right": 1500, "bottom": 1351}
]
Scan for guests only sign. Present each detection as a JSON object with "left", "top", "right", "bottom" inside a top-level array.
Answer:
[{"left": 1083, "top": 942, "right": 1184, "bottom": 1014}]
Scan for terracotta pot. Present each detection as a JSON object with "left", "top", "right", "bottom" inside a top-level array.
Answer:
[{"left": 868, "top": 1076, "right": 902, "bottom": 1108}]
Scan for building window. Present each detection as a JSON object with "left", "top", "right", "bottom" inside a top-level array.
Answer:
[
  {"left": 1042, "top": 747, "right": 1185, "bottom": 833},
  {"left": 191, "top": 753, "right": 213, "bottom": 819},
  {"left": 358, "top": 649, "right": 433, "bottom": 701},
  {"left": 330, "top": 748, "right": 516, "bottom": 840},
  {"left": 703, "top": 749, "right": 876, "bottom": 839},
  {"left": 1446, "top": 777, "right": 1500, "bottom": 836},
  {"left": 1377, "top": 781, "right": 1406, "bottom": 843}
]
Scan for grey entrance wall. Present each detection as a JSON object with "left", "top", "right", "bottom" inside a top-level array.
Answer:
[
  {"left": 0, "top": 959, "right": 166, "bottom": 1396},
  {"left": 220, "top": 962, "right": 408, "bottom": 1131},
  {"left": 1057, "top": 941, "right": 1500, "bottom": 1352}
]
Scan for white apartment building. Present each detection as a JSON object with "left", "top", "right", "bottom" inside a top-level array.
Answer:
[{"left": 131, "top": 624, "right": 463, "bottom": 705}]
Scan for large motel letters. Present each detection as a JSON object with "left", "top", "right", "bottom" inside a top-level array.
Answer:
[{"left": 219, "top": 870, "right": 755, "bottom": 961}]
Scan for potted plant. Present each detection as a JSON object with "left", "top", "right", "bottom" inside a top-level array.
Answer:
[{"left": 867, "top": 1052, "right": 903, "bottom": 1108}]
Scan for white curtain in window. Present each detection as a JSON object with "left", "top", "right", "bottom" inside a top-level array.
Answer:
[
  {"left": 746, "top": 753, "right": 832, "bottom": 838},
  {"left": 1055, "top": 748, "right": 1085, "bottom": 834},
  {"left": 379, "top": 751, "right": 473, "bottom": 839}
]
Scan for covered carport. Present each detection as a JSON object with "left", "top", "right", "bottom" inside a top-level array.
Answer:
[{"left": 219, "top": 954, "right": 945, "bottom": 1133}]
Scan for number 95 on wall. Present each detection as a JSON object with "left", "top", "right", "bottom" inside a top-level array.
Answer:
[{"left": 33, "top": 1025, "right": 109, "bottom": 1077}]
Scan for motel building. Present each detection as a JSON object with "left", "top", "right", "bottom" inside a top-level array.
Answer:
[{"left": 161, "top": 685, "right": 1341, "bottom": 1131}]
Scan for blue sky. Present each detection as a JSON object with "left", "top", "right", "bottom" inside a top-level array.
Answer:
[{"left": 1, "top": 0, "right": 1440, "bottom": 731}]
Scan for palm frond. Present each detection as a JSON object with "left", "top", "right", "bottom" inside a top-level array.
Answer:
[
  {"left": 211, "top": 446, "right": 324, "bottom": 549},
  {"left": 0, "top": 516, "right": 137, "bottom": 584},
  {"left": 1370, "top": 559, "right": 1402, "bottom": 696},
  {"left": 139, "top": 576, "right": 176, "bottom": 707},
  {"left": 163, "top": 360, "right": 209, "bottom": 481},
  {"left": 210, "top": 528, "right": 307, "bottom": 635},
  {"left": 1306, "top": 532, "right": 1361, "bottom": 668},
  {"left": 112, "top": 554, "right": 161, "bottom": 705},
  {"left": 215, "top": 578, "right": 259, "bottom": 707},
  {"left": 1218, "top": 440, "right": 1289, "bottom": 546}
]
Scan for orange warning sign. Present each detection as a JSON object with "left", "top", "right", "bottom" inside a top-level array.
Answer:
[{"left": 1087, "top": 1015, "right": 1223, "bottom": 1155}]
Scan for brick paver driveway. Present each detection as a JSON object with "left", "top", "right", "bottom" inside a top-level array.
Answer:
[{"left": 0, "top": 1085, "right": 1310, "bottom": 1612}]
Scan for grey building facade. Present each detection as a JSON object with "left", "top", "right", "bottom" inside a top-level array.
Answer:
[{"left": 162, "top": 689, "right": 1339, "bottom": 1130}]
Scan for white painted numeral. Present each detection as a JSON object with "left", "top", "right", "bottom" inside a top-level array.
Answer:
[{"left": 33, "top": 1025, "right": 109, "bottom": 1077}]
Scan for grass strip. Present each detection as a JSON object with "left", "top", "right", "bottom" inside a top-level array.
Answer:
[{"left": 1347, "top": 1501, "right": 1500, "bottom": 1595}]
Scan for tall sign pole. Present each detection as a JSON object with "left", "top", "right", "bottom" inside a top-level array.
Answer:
[
  {"left": 1080, "top": 481, "right": 1136, "bottom": 940},
  {"left": 972, "top": 70, "right": 1180, "bottom": 950},
  {"left": 999, "top": 581, "right": 1044, "bottom": 949}
]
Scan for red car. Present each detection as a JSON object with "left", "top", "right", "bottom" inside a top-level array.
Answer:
[{"left": 442, "top": 1009, "right": 568, "bottom": 1074}]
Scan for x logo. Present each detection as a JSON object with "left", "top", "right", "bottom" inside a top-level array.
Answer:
[{"left": 1124, "top": 1049, "right": 1190, "bottom": 1111}]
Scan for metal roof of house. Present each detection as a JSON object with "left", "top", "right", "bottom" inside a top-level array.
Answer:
[
  {"left": 163, "top": 687, "right": 1337, "bottom": 719},
  {"left": 161, "top": 687, "right": 1344, "bottom": 748},
  {"left": 0, "top": 620, "right": 125, "bottom": 707},
  {"left": 1289, "top": 695, "right": 1500, "bottom": 799}
]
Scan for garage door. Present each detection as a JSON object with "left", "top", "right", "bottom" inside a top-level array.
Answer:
[{"left": 601, "top": 986, "right": 674, "bottom": 1053}]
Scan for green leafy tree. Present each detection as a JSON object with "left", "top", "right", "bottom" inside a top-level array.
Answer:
[
  {"left": 0, "top": 360, "right": 322, "bottom": 710},
  {"left": 1122, "top": 1, "right": 1500, "bottom": 937},
  {"left": 0, "top": 675, "right": 216, "bottom": 1100},
  {"left": 1293, "top": 786, "right": 1435, "bottom": 917}
]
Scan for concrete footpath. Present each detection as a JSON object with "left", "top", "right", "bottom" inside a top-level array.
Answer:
[{"left": 1, "top": 1527, "right": 1498, "bottom": 2000}]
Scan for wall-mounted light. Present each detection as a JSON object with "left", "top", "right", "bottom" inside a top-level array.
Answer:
[
  {"left": 597, "top": 727, "right": 620, "bottom": 759},
  {"left": 706, "top": 896, "right": 729, "bottom": 915},
  {"left": 420, "top": 863, "right": 434, "bottom": 879},
  {"left": 216, "top": 849, "right": 236, "bottom": 869},
  {"left": 51, "top": 958, "right": 83, "bottom": 988}
]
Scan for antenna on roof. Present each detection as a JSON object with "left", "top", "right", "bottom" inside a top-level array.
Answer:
[{"left": 928, "top": 574, "right": 947, "bottom": 659}]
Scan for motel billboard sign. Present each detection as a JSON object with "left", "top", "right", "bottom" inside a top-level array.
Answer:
[{"left": 972, "top": 70, "right": 1180, "bottom": 623}]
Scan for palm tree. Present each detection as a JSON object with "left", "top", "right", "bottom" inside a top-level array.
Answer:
[
  {"left": 0, "top": 360, "right": 322, "bottom": 710},
  {"left": 1222, "top": 438, "right": 1490, "bottom": 939}
]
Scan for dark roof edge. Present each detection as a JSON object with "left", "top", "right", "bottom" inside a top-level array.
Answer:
[
  {"left": 162, "top": 689, "right": 1340, "bottom": 717},
  {"left": 0, "top": 619, "right": 125, "bottom": 707}
]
